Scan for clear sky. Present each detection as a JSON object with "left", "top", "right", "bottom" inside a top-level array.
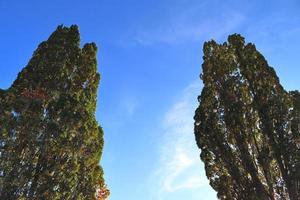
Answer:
[{"left": 1, "top": 0, "right": 300, "bottom": 199}]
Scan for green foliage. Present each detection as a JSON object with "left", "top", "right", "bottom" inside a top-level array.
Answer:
[
  {"left": 194, "top": 34, "right": 300, "bottom": 200},
  {"left": 0, "top": 25, "right": 106, "bottom": 199}
]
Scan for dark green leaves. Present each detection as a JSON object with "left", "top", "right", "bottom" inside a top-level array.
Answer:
[
  {"left": 0, "top": 25, "right": 106, "bottom": 200},
  {"left": 194, "top": 34, "right": 300, "bottom": 200}
]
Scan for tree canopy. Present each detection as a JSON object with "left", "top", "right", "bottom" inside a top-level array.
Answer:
[
  {"left": 0, "top": 25, "right": 108, "bottom": 200},
  {"left": 194, "top": 34, "right": 300, "bottom": 200}
]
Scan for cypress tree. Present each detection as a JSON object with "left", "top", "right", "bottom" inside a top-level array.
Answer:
[
  {"left": 0, "top": 25, "right": 108, "bottom": 200},
  {"left": 194, "top": 34, "right": 300, "bottom": 199}
]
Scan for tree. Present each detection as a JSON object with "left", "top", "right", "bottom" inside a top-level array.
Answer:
[
  {"left": 194, "top": 34, "right": 300, "bottom": 200},
  {"left": 0, "top": 25, "right": 108, "bottom": 200},
  {"left": 96, "top": 184, "right": 110, "bottom": 200}
]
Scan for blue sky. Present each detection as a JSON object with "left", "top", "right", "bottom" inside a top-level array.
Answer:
[{"left": 1, "top": 0, "right": 300, "bottom": 199}]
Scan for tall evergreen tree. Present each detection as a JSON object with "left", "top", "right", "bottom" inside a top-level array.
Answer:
[
  {"left": 194, "top": 34, "right": 300, "bottom": 200},
  {"left": 0, "top": 25, "right": 108, "bottom": 200}
]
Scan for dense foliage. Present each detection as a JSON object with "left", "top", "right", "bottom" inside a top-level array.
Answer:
[
  {"left": 194, "top": 34, "right": 300, "bottom": 200},
  {"left": 0, "top": 25, "right": 108, "bottom": 199}
]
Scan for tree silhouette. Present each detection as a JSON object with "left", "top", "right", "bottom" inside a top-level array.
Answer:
[
  {"left": 194, "top": 34, "right": 300, "bottom": 200},
  {"left": 0, "top": 25, "right": 108, "bottom": 200}
]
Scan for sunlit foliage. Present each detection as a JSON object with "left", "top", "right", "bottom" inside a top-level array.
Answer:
[
  {"left": 194, "top": 34, "right": 300, "bottom": 200},
  {"left": 0, "top": 25, "right": 107, "bottom": 199}
]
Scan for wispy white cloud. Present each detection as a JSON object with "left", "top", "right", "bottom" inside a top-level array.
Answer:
[
  {"left": 134, "top": 4, "right": 245, "bottom": 45},
  {"left": 117, "top": 90, "right": 140, "bottom": 117},
  {"left": 152, "top": 82, "right": 216, "bottom": 200},
  {"left": 121, "top": 96, "right": 138, "bottom": 116},
  {"left": 245, "top": 14, "right": 300, "bottom": 52}
]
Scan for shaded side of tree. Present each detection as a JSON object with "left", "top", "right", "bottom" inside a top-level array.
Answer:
[
  {"left": 0, "top": 25, "right": 109, "bottom": 200},
  {"left": 194, "top": 34, "right": 299, "bottom": 200}
]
